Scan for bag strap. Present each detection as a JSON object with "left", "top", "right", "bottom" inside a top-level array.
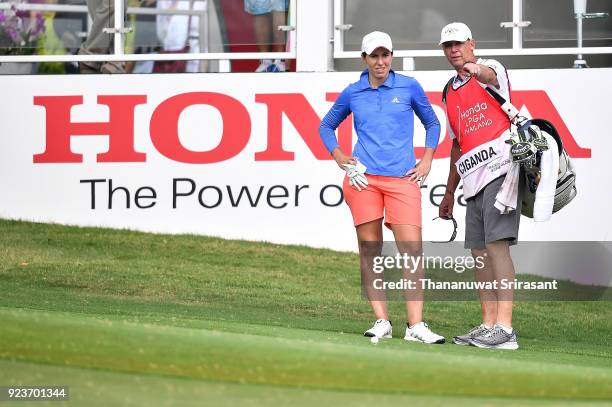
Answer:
[
  {"left": 483, "top": 86, "right": 522, "bottom": 123},
  {"left": 441, "top": 77, "right": 454, "bottom": 104}
]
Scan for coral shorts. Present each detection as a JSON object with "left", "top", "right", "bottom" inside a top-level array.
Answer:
[{"left": 343, "top": 174, "right": 422, "bottom": 229}]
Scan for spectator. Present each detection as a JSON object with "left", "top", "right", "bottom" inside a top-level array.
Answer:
[
  {"left": 155, "top": 0, "right": 204, "bottom": 73},
  {"left": 244, "top": 0, "right": 288, "bottom": 72},
  {"left": 125, "top": 0, "right": 158, "bottom": 74},
  {"left": 52, "top": 0, "right": 87, "bottom": 73},
  {"left": 78, "top": 0, "right": 126, "bottom": 74}
]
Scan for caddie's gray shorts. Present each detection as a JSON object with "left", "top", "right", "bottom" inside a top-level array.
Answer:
[{"left": 464, "top": 175, "right": 522, "bottom": 250}]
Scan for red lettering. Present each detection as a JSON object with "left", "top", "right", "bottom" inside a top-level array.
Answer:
[
  {"left": 33, "top": 95, "right": 147, "bottom": 163},
  {"left": 435, "top": 90, "right": 590, "bottom": 159},
  {"left": 150, "top": 92, "right": 250, "bottom": 164},
  {"left": 254, "top": 93, "right": 332, "bottom": 161},
  {"left": 32, "top": 89, "right": 589, "bottom": 164},
  {"left": 512, "top": 91, "right": 590, "bottom": 158}
]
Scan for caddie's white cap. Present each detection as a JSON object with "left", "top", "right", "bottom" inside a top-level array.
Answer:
[
  {"left": 361, "top": 31, "right": 393, "bottom": 55},
  {"left": 439, "top": 22, "right": 472, "bottom": 45}
]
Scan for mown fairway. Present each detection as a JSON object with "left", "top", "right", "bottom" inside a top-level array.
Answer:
[{"left": 0, "top": 219, "right": 610, "bottom": 406}]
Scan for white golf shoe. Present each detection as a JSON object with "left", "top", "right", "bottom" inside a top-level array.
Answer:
[
  {"left": 404, "top": 322, "right": 445, "bottom": 344},
  {"left": 363, "top": 319, "right": 393, "bottom": 339}
]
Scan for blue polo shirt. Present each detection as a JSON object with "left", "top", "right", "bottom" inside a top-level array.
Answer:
[{"left": 319, "top": 70, "right": 441, "bottom": 177}]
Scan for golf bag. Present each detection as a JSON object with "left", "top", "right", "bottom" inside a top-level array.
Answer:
[
  {"left": 483, "top": 87, "right": 578, "bottom": 218},
  {"left": 516, "top": 118, "right": 577, "bottom": 218},
  {"left": 442, "top": 78, "right": 577, "bottom": 218}
]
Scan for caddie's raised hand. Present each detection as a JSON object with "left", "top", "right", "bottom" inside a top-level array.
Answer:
[
  {"left": 461, "top": 61, "right": 481, "bottom": 78},
  {"left": 342, "top": 161, "right": 368, "bottom": 191}
]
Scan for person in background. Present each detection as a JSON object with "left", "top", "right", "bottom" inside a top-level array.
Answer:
[
  {"left": 155, "top": 0, "right": 205, "bottom": 73},
  {"left": 52, "top": 0, "right": 88, "bottom": 73},
  {"left": 78, "top": 0, "right": 126, "bottom": 73},
  {"left": 244, "top": 0, "right": 287, "bottom": 72},
  {"left": 125, "top": 0, "right": 158, "bottom": 74}
]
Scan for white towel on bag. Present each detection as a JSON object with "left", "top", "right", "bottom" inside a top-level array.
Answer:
[
  {"left": 494, "top": 161, "right": 521, "bottom": 214},
  {"left": 493, "top": 132, "right": 561, "bottom": 219},
  {"left": 533, "top": 133, "right": 560, "bottom": 222}
]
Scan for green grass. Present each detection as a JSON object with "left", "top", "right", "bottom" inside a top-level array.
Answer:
[{"left": 0, "top": 219, "right": 611, "bottom": 406}]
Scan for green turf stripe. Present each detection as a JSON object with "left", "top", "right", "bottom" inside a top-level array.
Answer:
[
  {"left": 1, "top": 308, "right": 611, "bottom": 401},
  {"left": 5, "top": 360, "right": 611, "bottom": 407}
]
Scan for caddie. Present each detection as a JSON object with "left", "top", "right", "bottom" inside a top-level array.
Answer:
[{"left": 437, "top": 22, "right": 520, "bottom": 350}]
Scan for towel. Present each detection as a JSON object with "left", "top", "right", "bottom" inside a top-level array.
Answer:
[
  {"left": 533, "top": 132, "right": 560, "bottom": 222},
  {"left": 494, "top": 161, "right": 521, "bottom": 214}
]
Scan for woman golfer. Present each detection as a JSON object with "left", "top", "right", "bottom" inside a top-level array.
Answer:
[{"left": 319, "top": 31, "right": 444, "bottom": 343}]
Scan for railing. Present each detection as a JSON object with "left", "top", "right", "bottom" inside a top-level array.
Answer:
[
  {"left": 0, "top": 0, "right": 610, "bottom": 70},
  {"left": 0, "top": 0, "right": 297, "bottom": 64},
  {"left": 332, "top": 0, "right": 611, "bottom": 65}
]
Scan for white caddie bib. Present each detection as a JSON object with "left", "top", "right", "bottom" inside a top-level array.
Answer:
[{"left": 456, "top": 130, "right": 513, "bottom": 199}]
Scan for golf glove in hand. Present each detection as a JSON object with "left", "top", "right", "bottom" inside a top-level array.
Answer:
[{"left": 343, "top": 161, "right": 368, "bottom": 191}]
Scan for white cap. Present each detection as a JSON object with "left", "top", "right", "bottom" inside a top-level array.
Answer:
[
  {"left": 439, "top": 22, "right": 472, "bottom": 45},
  {"left": 361, "top": 31, "right": 393, "bottom": 55}
]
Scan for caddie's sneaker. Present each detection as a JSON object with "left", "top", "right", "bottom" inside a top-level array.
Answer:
[
  {"left": 453, "top": 324, "right": 491, "bottom": 346},
  {"left": 470, "top": 325, "right": 519, "bottom": 350},
  {"left": 404, "top": 322, "right": 445, "bottom": 344},
  {"left": 363, "top": 319, "right": 392, "bottom": 338}
]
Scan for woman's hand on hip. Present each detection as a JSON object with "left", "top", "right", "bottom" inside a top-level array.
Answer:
[
  {"left": 331, "top": 148, "right": 356, "bottom": 170},
  {"left": 406, "top": 147, "right": 435, "bottom": 185},
  {"left": 406, "top": 158, "right": 432, "bottom": 185}
]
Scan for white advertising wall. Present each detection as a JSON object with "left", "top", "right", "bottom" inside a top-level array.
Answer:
[{"left": 0, "top": 69, "right": 610, "bottom": 252}]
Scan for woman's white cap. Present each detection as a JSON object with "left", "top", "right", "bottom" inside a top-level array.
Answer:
[
  {"left": 439, "top": 22, "right": 472, "bottom": 45},
  {"left": 361, "top": 31, "right": 393, "bottom": 55}
]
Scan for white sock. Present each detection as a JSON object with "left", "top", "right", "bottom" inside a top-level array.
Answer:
[
  {"left": 482, "top": 323, "right": 493, "bottom": 330},
  {"left": 497, "top": 324, "right": 513, "bottom": 334}
]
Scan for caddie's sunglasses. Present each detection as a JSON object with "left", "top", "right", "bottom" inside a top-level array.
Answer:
[{"left": 431, "top": 216, "right": 458, "bottom": 243}]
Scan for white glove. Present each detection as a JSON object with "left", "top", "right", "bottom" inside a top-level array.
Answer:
[{"left": 342, "top": 161, "right": 368, "bottom": 191}]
